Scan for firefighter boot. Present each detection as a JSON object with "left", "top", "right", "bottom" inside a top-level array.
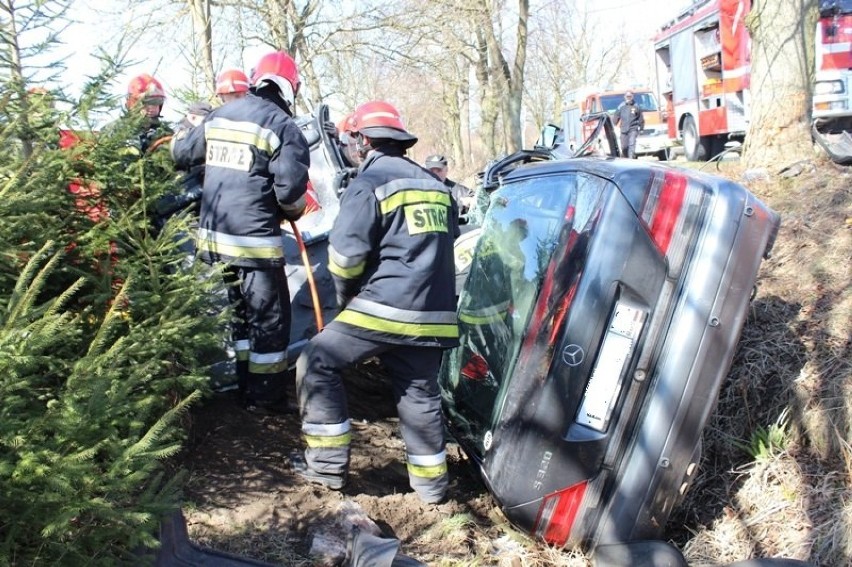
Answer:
[{"left": 290, "top": 451, "right": 347, "bottom": 490}]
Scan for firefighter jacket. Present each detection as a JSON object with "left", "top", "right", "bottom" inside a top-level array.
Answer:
[
  {"left": 326, "top": 147, "right": 461, "bottom": 348},
  {"left": 171, "top": 91, "right": 310, "bottom": 268},
  {"left": 613, "top": 101, "right": 645, "bottom": 134}
]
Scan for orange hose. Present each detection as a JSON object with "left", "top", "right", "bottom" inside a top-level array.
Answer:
[
  {"left": 147, "top": 135, "right": 173, "bottom": 153},
  {"left": 289, "top": 219, "right": 324, "bottom": 332}
]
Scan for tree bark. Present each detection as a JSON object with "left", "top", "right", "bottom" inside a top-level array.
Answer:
[
  {"left": 187, "top": 0, "right": 215, "bottom": 94},
  {"left": 743, "top": 0, "right": 818, "bottom": 168}
]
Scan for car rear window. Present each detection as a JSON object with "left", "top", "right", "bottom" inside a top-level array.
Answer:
[{"left": 441, "top": 172, "right": 607, "bottom": 455}]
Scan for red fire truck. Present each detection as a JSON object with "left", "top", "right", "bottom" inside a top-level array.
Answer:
[
  {"left": 652, "top": 0, "right": 751, "bottom": 161},
  {"left": 813, "top": 0, "right": 852, "bottom": 164},
  {"left": 655, "top": 0, "right": 852, "bottom": 164}
]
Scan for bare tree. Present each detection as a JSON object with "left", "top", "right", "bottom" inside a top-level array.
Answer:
[
  {"left": 475, "top": 0, "right": 529, "bottom": 153},
  {"left": 743, "top": 0, "right": 818, "bottom": 167},
  {"left": 186, "top": 0, "right": 214, "bottom": 93},
  {"left": 524, "top": 0, "right": 631, "bottom": 130}
]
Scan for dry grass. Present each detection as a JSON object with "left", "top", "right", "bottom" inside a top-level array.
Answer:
[{"left": 671, "top": 157, "right": 852, "bottom": 565}]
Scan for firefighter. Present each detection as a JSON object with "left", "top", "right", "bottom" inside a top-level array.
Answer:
[
  {"left": 293, "top": 100, "right": 460, "bottom": 503},
  {"left": 613, "top": 90, "right": 645, "bottom": 159},
  {"left": 215, "top": 69, "right": 250, "bottom": 104},
  {"left": 424, "top": 154, "right": 474, "bottom": 217},
  {"left": 331, "top": 112, "right": 360, "bottom": 192},
  {"left": 171, "top": 51, "right": 311, "bottom": 413},
  {"left": 156, "top": 101, "right": 213, "bottom": 233},
  {"left": 124, "top": 73, "right": 174, "bottom": 154}
]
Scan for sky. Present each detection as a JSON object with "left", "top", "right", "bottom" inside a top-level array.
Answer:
[{"left": 49, "top": 0, "right": 695, "bottom": 124}]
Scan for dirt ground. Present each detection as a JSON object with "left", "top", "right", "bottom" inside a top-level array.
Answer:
[{"left": 177, "top": 360, "right": 509, "bottom": 566}]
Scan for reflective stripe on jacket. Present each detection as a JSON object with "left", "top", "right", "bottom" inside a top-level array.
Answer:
[
  {"left": 171, "top": 91, "right": 310, "bottom": 268},
  {"left": 327, "top": 148, "right": 460, "bottom": 348}
]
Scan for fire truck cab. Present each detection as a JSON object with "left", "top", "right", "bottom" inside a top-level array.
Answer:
[
  {"left": 812, "top": 0, "right": 852, "bottom": 164},
  {"left": 653, "top": 0, "right": 751, "bottom": 162}
]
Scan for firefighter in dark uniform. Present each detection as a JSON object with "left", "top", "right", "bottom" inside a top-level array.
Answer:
[
  {"left": 293, "top": 100, "right": 460, "bottom": 503},
  {"left": 171, "top": 51, "right": 310, "bottom": 412},
  {"left": 613, "top": 90, "right": 645, "bottom": 159},
  {"left": 119, "top": 74, "right": 174, "bottom": 156}
]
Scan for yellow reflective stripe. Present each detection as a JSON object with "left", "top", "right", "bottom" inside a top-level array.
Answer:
[
  {"left": 407, "top": 461, "right": 448, "bottom": 479},
  {"left": 207, "top": 127, "right": 273, "bottom": 152},
  {"left": 335, "top": 309, "right": 459, "bottom": 338},
  {"left": 380, "top": 190, "right": 452, "bottom": 215},
  {"left": 459, "top": 311, "right": 507, "bottom": 325},
  {"left": 249, "top": 351, "right": 286, "bottom": 373},
  {"left": 249, "top": 360, "right": 288, "bottom": 374},
  {"left": 304, "top": 432, "right": 352, "bottom": 448},
  {"left": 205, "top": 118, "right": 281, "bottom": 154},
  {"left": 196, "top": 238, "right": 283, "bottom": 259},
  {"left": 234, "top": 340, "right": 250, "bottom": 360},
  {"left": 328, "top": 257, "right": 366, "bottom": 279}
]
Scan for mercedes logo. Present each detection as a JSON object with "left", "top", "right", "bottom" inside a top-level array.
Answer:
[{"left": 562, "top": 344, "right": 584, "bottom": 367}]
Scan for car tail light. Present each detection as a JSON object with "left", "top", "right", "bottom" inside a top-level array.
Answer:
[
  {"left": 534, "top": 481, "right": 588, "bottom": 546},
  {"left": 640, "top": 170, "right": 706, "bottom": 277}
]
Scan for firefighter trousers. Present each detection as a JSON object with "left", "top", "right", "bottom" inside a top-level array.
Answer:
[
  {"left": 296, "top": 327, "right": 448, "bottom": 503},
  {"left": 223, "top": 265, "right": 292, "bottom": 404},
  {"left": 620, "top": 129, "right": 639, "bottom": 159}
]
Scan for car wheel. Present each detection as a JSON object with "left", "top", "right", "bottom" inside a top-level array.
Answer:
[{"left": 682, "top": 116, "right": 709, "bottom": 162}]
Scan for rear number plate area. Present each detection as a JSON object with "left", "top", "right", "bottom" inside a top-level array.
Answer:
[{"left": 576, "top": 302, "right": 646, "bottom": 432}]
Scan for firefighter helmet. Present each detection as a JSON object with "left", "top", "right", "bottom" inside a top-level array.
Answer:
[
  {"left": 215, "top": 69, "right": 250, "bottom": 95},
  {"left": 250, "top": 51, "right": 300, "bottom": 108},
  {"left": 336, "top": 113, "right": 353, "bottom": 135},
  {"left": 346, "top": 100, "right": 417, "bottom": 146},
  {"left": 126, "top": 73, "right": 165, "bottom": 109}
]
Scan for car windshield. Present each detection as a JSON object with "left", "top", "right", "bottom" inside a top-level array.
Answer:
[
  {"left": 440, "top": 173, "right": 582, "bottom": 454},
  {"left": 600, "top": 92, "right": 658, "bottom": 113}
]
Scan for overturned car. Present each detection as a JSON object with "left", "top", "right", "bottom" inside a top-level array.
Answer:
[{"left": 439, "top": 126, "right": 780, "bottom": 552}]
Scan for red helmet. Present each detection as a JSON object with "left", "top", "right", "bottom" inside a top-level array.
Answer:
[
  {"left": 215, "top": 69, "right": 250, "bottom": 95},
  {"left": 336, "top": 113, "right": 353, "bottom": 135},
  {"left": 250, "top": 51, "right": 300, "bottom": 108},
  {"left": 126, "top": 73, "right": 165, "bottom": 109},
  {"left": 346, "top": 100, "right": 417, "bottom": 146}
]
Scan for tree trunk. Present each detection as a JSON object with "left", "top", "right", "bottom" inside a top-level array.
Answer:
[
  {"left": 2, "top": 0, "right": 33, "bottom": 160},
  {"left": 481, "top": 0, "right": 528, "bottom": 153},
  {"left": 475, "top": 28, "right": 499, "bottom": 158},
  {"left": 187, "top": 0, "right": 215, "bottom": 95},
  {"left": 743, "top": 0, "right": 818, "bottom": 168}
]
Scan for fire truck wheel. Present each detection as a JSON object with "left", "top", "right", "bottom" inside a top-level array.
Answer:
[{"left": 682, "top": 116, "right": 709, "bottom": 162}]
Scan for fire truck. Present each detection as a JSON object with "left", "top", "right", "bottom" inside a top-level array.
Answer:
[
  {"left": 655, "top": 0, "right": 852, "bottom": 164},
  {"left": 813, "top": 0, "right": 852, "bottom": 164},
  {"left": 652, "top": 0, "right": 751, "bottom": 162}
]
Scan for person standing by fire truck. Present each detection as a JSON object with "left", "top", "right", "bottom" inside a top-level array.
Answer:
[
  {"left": 613, "top": 90, "right": 645, "bottom": 159},
  {"left": 171, "top": 51, "right": 310, "bottom": 413},
  {"left": 292, "top": 100, "right": 459, "bottom": 503}
]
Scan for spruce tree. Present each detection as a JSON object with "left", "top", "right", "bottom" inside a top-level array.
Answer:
[{"left": 1, "top": 2, "right": 230, "bottom": 564}]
